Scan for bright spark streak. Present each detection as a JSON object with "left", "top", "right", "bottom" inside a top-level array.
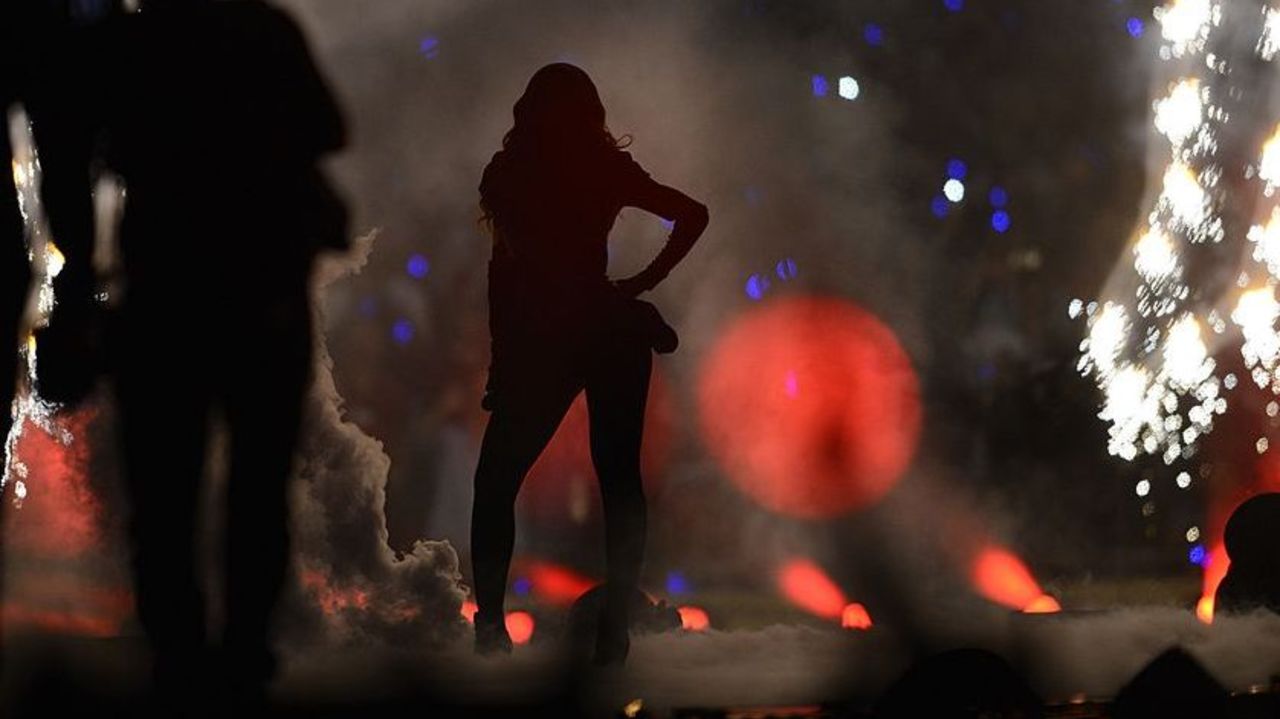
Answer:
[
  {"left": 1234, "top": 287, "right": 1280, "bottom": 373},
  {"left": 1155, "top": 0, "right": 1215, "bottom": 55},
  {"left": 1154, "top": 79, "right": 1203, "bottom": 149},
  {"left": 1087, "top": 303, "right": 1129, "bottom": 377},
  {"left": 1163, "top": 314, "right": 1213, "bottom": 390},
  {"left": 1133, "top": 227, "right": 1181, "bottom": 286},
  {"left": 1260, "top": 8, "right": 1280, "bottom": 61},
  {"left": 1160, "top": 162, "right": 1209, "bottom": 232},
  {"left": 1248, "top": 207, "right": 1280, "bottom": 277},
  {"left": 1259, "top": 125, "right": 1280, "bottom": 188}
]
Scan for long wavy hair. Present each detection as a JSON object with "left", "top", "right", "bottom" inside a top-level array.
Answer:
[{"left": 481, "top": 63, "right": 629, "bottom": 226}]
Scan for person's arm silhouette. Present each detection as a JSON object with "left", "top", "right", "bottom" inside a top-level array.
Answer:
[{"left": 612, "top": 154, "right": 709, "bottom": 298}]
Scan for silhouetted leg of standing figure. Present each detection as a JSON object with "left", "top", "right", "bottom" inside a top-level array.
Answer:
[
  {"left": 115, "top": 322, "right": 212, "bottom": 699},
  {"left": 586, "top": 336, "right": 652, "bottom": 665},
  {"left": 470, "top": 375, "right": 580, "bottom": 650},
  {"left": 221, "top": 301, "right": 311, "bottom": 693}
]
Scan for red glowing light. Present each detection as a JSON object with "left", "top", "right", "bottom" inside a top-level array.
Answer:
[
  {"left": 697, "top": 297, "right": 921, "bottom": 519},
  {"left": 777, "top": 558, "right": 847, "bottom": 620},
  {"left": 505, "top": 611, "right": 535, "bottom": 644},
  {"left": 677, "top": 606, "right": 711, "bottom": 632},
  {"left": 7, "top": 412, "right": 102, "bottom": 557},
  {"left": 517, "top": 559, "right": 596, "bottom": 606},
  {"left": 971, "top": 546, "right": 1051, "bottom": 611},
  {"left": 461, "top": 600, "right": 478, "bottom": 623},
  {"left": 840, "top": 602, "right": 873, "bottom": 630}
]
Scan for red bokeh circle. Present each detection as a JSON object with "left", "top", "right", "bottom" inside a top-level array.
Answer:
[{"left": 697, "top": 296, "right": 921, "bottom": 519}]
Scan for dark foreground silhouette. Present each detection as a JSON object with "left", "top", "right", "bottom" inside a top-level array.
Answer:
[
  {"left": 1215, "top": 493, "right": 1280, "bottom": 616},
  {"left": 471, "top": 63, "right": 708, "bottom": 664},
  {"left": 37, "top": 0, "right": 347, "bottom": 710}
]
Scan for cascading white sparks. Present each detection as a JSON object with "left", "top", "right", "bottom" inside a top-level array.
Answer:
[
  {"left": 3, "top": 109, "right": 71, "bottom": 504},
  {"left": 1155, "top": 0, "right": 1217, "bottom": 57},
  {"left": 1154, "top": 78, "right": 1204, "bottom": 149}
]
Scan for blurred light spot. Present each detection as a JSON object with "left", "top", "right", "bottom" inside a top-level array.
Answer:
[
  {"left": 505, "top": 611, "right": 535, "bottom": 645},
  {"left": 946, "top": 159, "right": 968, "bottom": 180},
  {"left": 1176, "top": 471, "right": 1192, "bottom": 488},
  {"left": 677, "top": 606, "right": 710, "bottom": 632},
  {"left": 777, "top": 559, "right": 846, "bottom": 619},
  {"left": 698, "top": 298, "right": 921, "bottom": 518},
  {"left": 775, "top": 258, "right": 798, "bottom": 280},
  {"left": 1135, "top": 479, "right": 1151, "bottom": 497},
  {"left": 512, "top": 577, "right": 532, "bottom": 597},
  {"left": 1023, "top": 595, "right": 1062, "bottom": 614},
  {"left": 841, "top": 602, "right": 873, "bottom": 630},
  {"left": 989, "top": 186, "right": 1009, "bottom": 207},
  {"left": 659, "top": 217, "right": 675, "bottom": 232},
  {"left": 838, "top": 76, "right": 860, "bottom": 101},
  {"left": 811, "top": 74, "right": 829, "bottom": 97},
  {"left": 1186, "top": 526, "right": 1200, "bottom": 542},
  {"left": 460, "top": 600, "right": 478, "bottom": 623},
  {"left": 943, "top": 0, "right": 963, "bottom": 12},
  {"left": 931, "top": 195, "right": 951, "bottom": 218},
  {"left": 991, "top": 210, "right": 1011, "bottom": 233},
  {"left": 1126, "top": 17, "right": 1144, "bottom": 38},
  {"left": 418, "top": 35, "right": 440, "bottom": 59},
  {"left": 524, "top": 560, "right": 595, "bottom": 606},
  {"left": 665, "top": 571, "right": 690, "bottom": 595},
  {"left": 943, "top": 179, "right": 965, "bottom": 203},
  {"left": 624, "top": 699, "right": 645, "bottom": 718},
  {"left": 1189, "top": 544, "right": 1206, "bottom": 565},
  {"left": 863, "top": 23, "right": 885, "bottom": 47},
  {"left": 407, "top": 253, "right": 430, "bottom": 279},
  {"left": 392, "top": 319, "right": 414, "bottom": 345},
  {"left": 971, "top": 545, "right": 1052, "bottom": 611},
  {"left": 784, "top": 369, "right": 799, "bottom": 398},
  {"left": 1259, "top": 437, "right": 1271, "bottom": 454},
  {"left": 745, "top": 274, "right": 770, "bottom": 301}
]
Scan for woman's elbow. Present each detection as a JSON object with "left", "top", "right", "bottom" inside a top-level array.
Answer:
[{"left": 680, "top": 201, "right": 710, "bottom": 235}]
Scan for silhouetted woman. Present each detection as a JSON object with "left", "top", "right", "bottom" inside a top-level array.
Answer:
[{"left": 472, "top": 63, "right": 708, "bottom": 664}]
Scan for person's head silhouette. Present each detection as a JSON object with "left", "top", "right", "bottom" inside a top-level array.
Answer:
[{"left": 505, "top": 63, "right": 624, "bottom": 154}]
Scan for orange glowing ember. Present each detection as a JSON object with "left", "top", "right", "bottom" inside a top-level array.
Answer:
[
  {"left": 971, "top": 546, "right": 1058, "bottom": 613},
  {"left": 1023, "top": 594, "right": 1062, "bottom": 614},
  {"left": 698, "top": 297, "right": 921, "bottom": 519},
  {"left": 1197, "top": 542, "right": 1228, "bottom": 624},
  {"left": 777, "top": 558, "right": 847, "bottom": 620},
  {"left": 677, "top": 606, "right": 710, "bottom": 632},
  {"left": 299, "top": 569, "right": 370, "bottom": 615},
  {"left": 461, "top": 600, "right": 479, "bottom": 623},
  {"left": 505, "top": 611, "right": 535, "bottom": 645},
  {"left": 518, "top": 559, "right": 596, "bottom": 606},
  {"left": 840, "top": 602, "right": 873, "bottom": 630}
]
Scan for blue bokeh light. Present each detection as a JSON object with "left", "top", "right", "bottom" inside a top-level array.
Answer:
[
  {"left": 946, "top": 158, "right": 968, "bottom": 180},
  {"left": 407, "top": 254, "right": 430, "bottom": 279},
  {"left": 745, "top": 273, "right": 770, "bottom": 300},
  {"left": 392, "top": 319, "right": 415, "bottom": 345},
  {"left": 811, "top": 75, "right": 829, "bottom": 97},
  {"left": 989, "top": 186, "right": 1009, "bottom": 208},
  {"left": 943, "top": 0, "right": 964, "bottom": 12},
  {"left": 991, "top": 210, "right": 1011, "bottom": 233},
  {"left": 775, "top": 258, "right": 798, "bottom": 280},
  {"left": 1126, "top": 17, "right": 1144, "bottom": 38},
  {"left": 930, "top": 195, "right": 951, "bottom": 218},
  {"left": 513, "top": 577, "right": 532, "bottom": 597},
  {"left": 863, "top": 23, "right": 885, "bottom": 47},
  {"left": 1189, "top": 544, "right": 1207, "bottom": 566},
  {"left": 418, "top": 35, "right": 440, "bottom": 59},
  {"left": 666, "top": 571, "right": 691, "bottom": 596}
]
